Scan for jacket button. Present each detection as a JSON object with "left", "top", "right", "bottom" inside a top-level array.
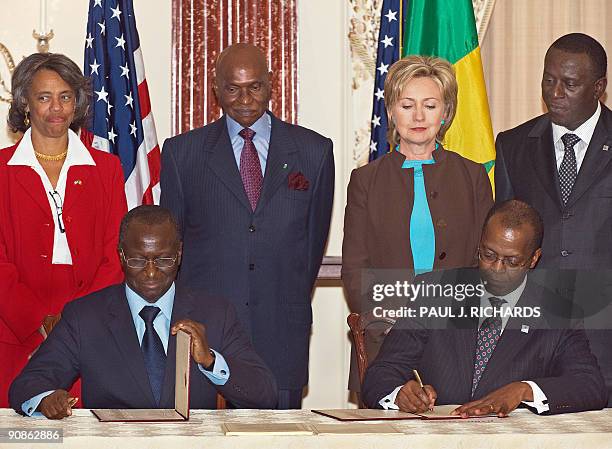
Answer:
[
  {"left": 40, "top": 254, "right": 48, "bottom": 259},
  {"left": 436, "top": 219, "right": 447, "bottom": 228},
  {"left": 43, "top": 223, "right": 51, "bottom": 227},
  {"left": 562, "top": 213, "right": 572, "bottom": 220},
  {"left": 439, "top": 252, "right": 446, "bottom": 260},
  {"left": 65, "top": 216, "right": 72, "bottom": 223},
  {"left": 430, "top": 191, "right": 438, "bottom": 199},
  {"left": 561, "top": 250, "right": 570, "bottom": 257},
  {"left": 249, "top": 263, "right": 255, "bottom": 270},
  {"left": 249, "top": 225, "right": 255, "bottom": 232}
]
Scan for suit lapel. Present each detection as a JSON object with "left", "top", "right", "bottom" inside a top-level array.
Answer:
[
  {"left": 159, "top": 286, "right": 195, "bottom": 407},
  {"left": 453, "top": 325, "right": 479, "bottom": 399},
  {"left": 105, "top": 286, "right": 157, "bottom": 407},
  {"left": 449, "top": 275, "right": 480, "bottom": 398},
  {"left": 528, "top": 116, "right": 562, "bottom": 209},
  {"left": 566, "top": 107, "right": 612, "bottom": 208},
  {"left": 14, "top": 166, "right": 52, "bottom": 218},
  {"left": 63, "top": 166, "right": 91, "bottom": 213},
  {"left": 206, "top": 116, "right": 252, "bottom": 211},
  {"left": 256, "top": 113, "right": 298, "bottom": 212}
]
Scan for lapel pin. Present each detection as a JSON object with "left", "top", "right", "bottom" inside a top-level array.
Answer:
[
  {"left": 282, "top": 163, "right": 288, "bottom": 169},
  {"left": 603, "top": 145, "right": 609, "bottom": 152},
  {"left": 521, "top": 324, "right": 530, "bottom": 334},
  {"left": 74, "top": 179, "right": 82, "bottom": 185}
]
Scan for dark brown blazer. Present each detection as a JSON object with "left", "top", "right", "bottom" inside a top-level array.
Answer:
[{"left": 342, "top": 147, "right": 493, "bottom": 313}]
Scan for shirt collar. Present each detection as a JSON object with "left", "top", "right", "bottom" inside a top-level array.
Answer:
[
  {"left": 552, "top": 101, "right": 601, "bottom": 146},
  {"left": 482, "top": 274, "right": 528, "bottom": 309},
  {"left": 8, "top": 128, "right": 96, "bottom": 167},
  {"left": 226, "top": 112, "right": 271, "bottom": 143},
  {"left": 125, "top": 282, "right": 175, "bottom": 323}
]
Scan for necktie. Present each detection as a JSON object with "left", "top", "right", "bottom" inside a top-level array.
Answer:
[
  {"left": 471, "top": 297, "right": 507, "bottom": 396},
  {"left": 139, "top": 306, "right": 166, "bottom": 405},
  {"left": 239, "top": 128, "right": 263, "bottom": 211},
  {"left": 559, "top": 133, "right": 580, "bottom": 205}
]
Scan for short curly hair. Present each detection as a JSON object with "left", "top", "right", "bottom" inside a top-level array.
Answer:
[
  {"left": 7, "top": 53, "right": 91, "bottom": 133},
  {"left": 384, "top": 55, "right": 458, "bottom": 147}
]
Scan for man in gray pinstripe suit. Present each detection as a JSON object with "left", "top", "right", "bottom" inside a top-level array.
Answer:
[
  {"left": 160, "top": 43, "right": 334, "bottom": 409},
  {"left": 363, "top": 200, "right": 607, "bottom": 416}
]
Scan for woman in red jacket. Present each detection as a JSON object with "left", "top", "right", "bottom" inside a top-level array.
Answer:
[{"left": 0, "top": 53, "right": 127, "bottom": 406}]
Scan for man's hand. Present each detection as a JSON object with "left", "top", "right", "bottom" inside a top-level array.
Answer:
[
  {"left": 452, "top": 382, "right": 533, "bottom": 417},
  {"left": 39, "top": 390, "right": 78, "bottom": 420},
  {"left": 41, "top": 314, "right": 62, "bottom": 338},
  {"left": 171, "top": 319, "right": 214, "bottom": 368},
  {"left": 395, "top": 380, "right": 437, "bottom": 413}
]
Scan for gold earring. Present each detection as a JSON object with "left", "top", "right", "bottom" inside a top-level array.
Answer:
[{"left": 24, "top": 111, "right": 30, "bottom": 127}]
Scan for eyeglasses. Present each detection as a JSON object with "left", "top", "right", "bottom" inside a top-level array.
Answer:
[
  {"left": 119, "top": 249, "right": 179, "bottom": 269},
  {"left": 477, "top": 248, "right": 530, "bottom": 270},
  {"left": 48, "top": 190, "right": 65, "bottom": 233}
]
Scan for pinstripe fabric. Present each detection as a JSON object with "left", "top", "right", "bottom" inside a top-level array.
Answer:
[
  {"left": 160, "top": 112, "right": 334, "bottom": 390},
  {"left": 362, "top": 274, "right": 608, "bottom": 414}
]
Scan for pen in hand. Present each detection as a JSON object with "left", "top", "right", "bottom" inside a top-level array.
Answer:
[{"left": 413, "top": 369, "right": 433, "bottom": 411}]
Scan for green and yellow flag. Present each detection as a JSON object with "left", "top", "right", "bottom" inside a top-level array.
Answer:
[{"left": 402, "top": 0, "right": 495, "bottom": 182}]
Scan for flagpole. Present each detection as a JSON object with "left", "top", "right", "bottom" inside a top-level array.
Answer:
[{"left": 399, "top": 0, "right": 403, "bottom": 57}]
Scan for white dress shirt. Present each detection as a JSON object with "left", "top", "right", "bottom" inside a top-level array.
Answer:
[
  {"left": 552, "top": 102, "right": 601, "bottom": 172},
  {"left": 7, "top": 129, "right": 95, "bottom": 264},
  {"left": 380, "top": 275, "right": 549, "bottom": 413}
]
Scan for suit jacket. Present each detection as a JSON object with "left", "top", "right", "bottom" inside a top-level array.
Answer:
[
  {"left": 362, "top": 274, "right": 608, "bottom": 415},
  {"left": 160, "top": 112, "right": 334, "bottom": 389},
  {"left": 342, "top": 148, "right": 493, "bottom": 313},
  {"left": 495, "top": 104, "right": 612, "bottom": 269},
  {"left": 9, "top": 283, "right": 278, "bottom": 412},
  {"left": 0, "top": 143, "right": 127, "bottom": 407},
  {"left": 495, "top": 105, "right": 612, "bottom": 405}
]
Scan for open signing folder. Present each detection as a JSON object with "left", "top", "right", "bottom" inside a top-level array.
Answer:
[
  {"left": 313, "top": 405, "right": 496, "bottom": 421},
  {"left": 92, "top": 329, "right": 191, "bottom": 422}
]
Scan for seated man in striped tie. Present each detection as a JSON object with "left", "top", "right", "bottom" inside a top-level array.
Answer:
[
  {"left": 362, "top": 200, "right": 607, "bottom": 416},
  {"left": 9, "top": 205, "right": 277, "bottom": 419}
]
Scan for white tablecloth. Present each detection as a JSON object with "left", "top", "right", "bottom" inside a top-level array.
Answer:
[{"left": 1, "top": 408, "right": 612, "bottom": 448}]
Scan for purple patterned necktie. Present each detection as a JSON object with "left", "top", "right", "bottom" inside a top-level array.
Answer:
[
  {"left": 471, "top": 296, "right": 506, "bottom": 396},
  {"left": 559, "top": 133, "right": 580, "bottom": 205},
  {"left": 239, "top": 128, "right": 262, "bottom": 211}
]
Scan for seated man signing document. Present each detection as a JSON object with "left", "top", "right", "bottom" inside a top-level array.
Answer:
[
  {"left": 9, "top": 206, "right": 277, "bottom": 418},
  {"left": 362, "top": 200, "right": 607, "bottom": 416}
]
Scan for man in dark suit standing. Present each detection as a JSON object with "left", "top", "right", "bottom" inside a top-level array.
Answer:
[
  {"left": 160, "top": 43, "right": 334, "bottom": 409},
  {"left": 494, "top": 33, "right": 612, "bottom": 404},
  {"left": 362, "top": 200, "right": 607, "bottom": 416},
  {"left": 9, "top": 206, "right": 277, "bottom": 418}
]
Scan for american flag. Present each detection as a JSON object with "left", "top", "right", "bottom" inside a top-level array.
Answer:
[
  {"left": 369, "top": 0, "right": 406, "bottom": 161},
  {"left": 82, "top": 0, "right": 161, "bottom": 208}
]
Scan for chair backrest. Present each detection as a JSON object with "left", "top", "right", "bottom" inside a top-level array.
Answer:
[
  {"left": 216, "top": 393, "right": 226, "bottom": 409},
  {"left": 347, "top": 312, "right": 396, "bottom": 407}
]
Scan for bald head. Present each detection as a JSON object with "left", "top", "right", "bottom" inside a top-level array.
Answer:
[
  {"left": 214, "top": 43, "right": 271, "bottom": 127},
  {"left": 216, "top": 43, "right": 268, "bottom": 77}
]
